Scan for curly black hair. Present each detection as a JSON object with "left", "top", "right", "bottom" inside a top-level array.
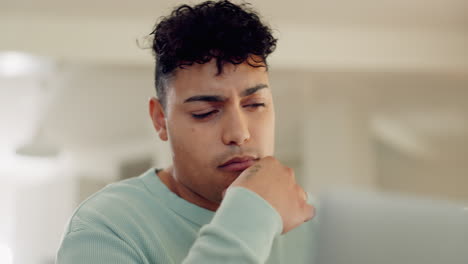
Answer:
[{"left": 150, "top": 0, "right": 277, "bottom": 109}]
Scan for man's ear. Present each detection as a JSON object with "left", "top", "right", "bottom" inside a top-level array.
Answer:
[{"left": 149, "top": 97, "right": 168, "bottom": 141}]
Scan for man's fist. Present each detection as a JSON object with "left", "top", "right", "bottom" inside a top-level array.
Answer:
[{"left": 228, "top": 156, "right": 315, "bottom": 234}]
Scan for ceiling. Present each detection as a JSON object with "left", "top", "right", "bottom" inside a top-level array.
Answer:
[
  {"left": 2, "top": 0, "right": 467, "bottom": 29},
  {"left": 2, "top": 0, "right": 467, "bottom": 70}
]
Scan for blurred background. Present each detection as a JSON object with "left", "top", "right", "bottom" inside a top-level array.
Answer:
[{"left": 1, "top": 0, "right": 467, "bottom": 263}]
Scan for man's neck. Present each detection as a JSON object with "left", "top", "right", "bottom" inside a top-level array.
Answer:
[{"left": 156, "top": 167, "right": 220, "bottom": 211}]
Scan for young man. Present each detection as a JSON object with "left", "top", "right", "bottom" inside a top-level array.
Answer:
[{"left": 57, "top": 1, "right": 317, "bottom": 263}]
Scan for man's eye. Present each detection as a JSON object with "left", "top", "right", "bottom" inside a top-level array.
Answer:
[
  {"left": 192, "top": 110, "right": 218, "bottom": 119},
  {"left": 245, "top": 103, "right": 266, "bottom": 108}
]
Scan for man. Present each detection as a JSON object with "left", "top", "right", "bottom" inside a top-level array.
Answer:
[{"left": 57, "top": 1, "right": 317, "bottom": 263}]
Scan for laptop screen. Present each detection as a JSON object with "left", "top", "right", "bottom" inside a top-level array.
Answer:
[{"left": 315, "top": 190, "right": 468, "bottom": 264}]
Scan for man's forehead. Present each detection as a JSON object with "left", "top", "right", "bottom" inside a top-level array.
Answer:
[{"left": 169, "top": 61, "right": 269, "bottom": 99}]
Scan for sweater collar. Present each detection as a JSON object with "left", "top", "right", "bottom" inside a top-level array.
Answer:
[{"left": 140, "top": 168, "right": 215, "bottom": 227}]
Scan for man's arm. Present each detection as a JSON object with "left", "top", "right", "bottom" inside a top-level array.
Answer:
[
  {"left": 57, "top": 157, "right": 314, "bottom": 264},
  {"left": 183, "top": 187, "right": 283, "bottom": 263}
]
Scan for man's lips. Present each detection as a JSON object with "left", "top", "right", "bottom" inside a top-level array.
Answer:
[{"left": 218, "top": 157, "right": 256, "bottom": 172}]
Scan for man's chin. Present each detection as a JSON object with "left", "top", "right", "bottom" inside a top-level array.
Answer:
[
  {"left": 216, "top": 169, "right": 243, "bottom": 187},
  {"left": 220, "top": 167, "right": 244, "bottom": 177}
]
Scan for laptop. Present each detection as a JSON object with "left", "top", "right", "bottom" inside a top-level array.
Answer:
[{"left": 315, "top": 190, "right": 468, "bottom": 264}]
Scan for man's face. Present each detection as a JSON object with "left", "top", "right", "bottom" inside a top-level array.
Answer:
[{"left": 158, "top": 58, "right": 275, "bottom": 203}]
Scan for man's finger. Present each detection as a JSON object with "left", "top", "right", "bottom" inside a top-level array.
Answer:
[
  {"left": 300, "top": 188, "right": 308, "bottom": 202},
  {"left": 303, "top": 204, "right": 315, "bottom": 222},
  {"left": 295, "top": 185, "right": 308, "bottom": 202}
]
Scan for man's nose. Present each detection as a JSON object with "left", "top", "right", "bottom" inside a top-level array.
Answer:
[{"left": 221, "top": 107, "right": 250, "bottom": 146}]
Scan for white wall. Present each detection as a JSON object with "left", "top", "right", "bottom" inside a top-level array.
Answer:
[
  {"left": 302, "top": 88, "right": 377, "bottom": 194},
  {"left": 376, "top": 142, "right": 468, "bottom": 203}
]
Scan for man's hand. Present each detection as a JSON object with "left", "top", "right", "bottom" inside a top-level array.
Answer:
[{"left": 228, "top": 156, "right": 315, "bottom": 234}]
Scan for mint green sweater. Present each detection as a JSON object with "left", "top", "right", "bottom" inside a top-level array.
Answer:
[{"left": 57, "top": 168, "right": 318, "bottom": 263}]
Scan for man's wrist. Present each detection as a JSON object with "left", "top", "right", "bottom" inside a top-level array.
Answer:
[{"left": 210, "top": 187, "right": 283, "bottom": 260}]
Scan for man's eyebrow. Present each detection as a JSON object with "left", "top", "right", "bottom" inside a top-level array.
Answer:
[
  {"left": 241, "top": 84, "right": 269, "bottom": 97},
  {"left": 184, "top": 95, "right": 226, "bottom": 103},
  {"left": 183, "top": 84, "right": 269, "bottom": 103}
]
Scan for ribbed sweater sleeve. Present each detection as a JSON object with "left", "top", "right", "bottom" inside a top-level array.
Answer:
[{"left": 182, "top": 187, "right": 283, "bottom": 263}]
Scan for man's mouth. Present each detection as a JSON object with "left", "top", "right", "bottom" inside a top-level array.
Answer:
[{"left": 218, "top": 156, "right": 257, "bottom": 172}]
